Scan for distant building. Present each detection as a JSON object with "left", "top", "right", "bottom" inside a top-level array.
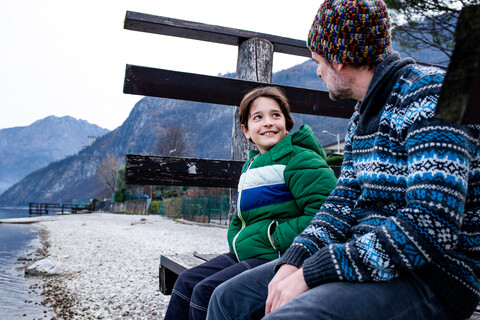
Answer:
[
  {"left": 87, "top": 136, "right": 97, "bottom": 146},
  {"left": 323, "top": 139, "right": 345, "bottom": 154}
]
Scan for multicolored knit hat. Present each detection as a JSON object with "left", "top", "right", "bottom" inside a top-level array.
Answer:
[{"left": 307, "top": 0, "right": 392, "bottom": 65}]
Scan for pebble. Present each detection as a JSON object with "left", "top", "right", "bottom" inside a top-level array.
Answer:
[{"left": 33, "top": 213, "right": 227, "bottom": 319}]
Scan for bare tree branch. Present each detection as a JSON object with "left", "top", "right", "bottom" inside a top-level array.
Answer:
[
  {"left": 386, "top": 0, "right": 475, "bottom": 59},
  {"left": 96, "top": 154, "right": 123, "bottom": 197},
  {"left": 156, "top": 127, "right": 189, "bottom": 157}
]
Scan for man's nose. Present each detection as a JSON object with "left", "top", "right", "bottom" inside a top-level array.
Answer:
[{"left": 316, "top": 66, "right": 322, "bottom": 78}]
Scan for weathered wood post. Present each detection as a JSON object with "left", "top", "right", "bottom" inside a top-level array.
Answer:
[{"left": 229, "top": 38, "right": 274, "bottom": 217}]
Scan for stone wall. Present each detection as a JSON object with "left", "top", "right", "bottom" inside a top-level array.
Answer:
[{"left": 111, "top": 199, "right": 148, "bottom": 215}]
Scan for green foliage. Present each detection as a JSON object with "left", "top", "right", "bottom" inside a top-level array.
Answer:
[
  {"left": 161, "top": 189, "right": 183, "bottom": 198},
  {"left": 148, "top": 200, "right": 161, "bottom": 215},
  {"left": 116, "top": 166, "right": 126, "bottom": 190},
  {"left": 114, "top": 189, "right": 127, "bottom": 202},
  {"left": 326, "top": 155, "right": 344, "bottom": 167},
  {"left": 113, "top": 166, "right": 127, "bottom": 202}
]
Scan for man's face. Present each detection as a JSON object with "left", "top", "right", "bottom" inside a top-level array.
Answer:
[{"left": 311, "top": 52, "right": 353, "bottom": 100}]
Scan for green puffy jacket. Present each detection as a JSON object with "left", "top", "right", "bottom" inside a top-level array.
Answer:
[{"left": 228, "top": 124, "right": 337, "bottom": 261}]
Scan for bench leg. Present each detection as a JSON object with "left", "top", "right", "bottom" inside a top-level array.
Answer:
[{"left": 160, "top": 266, "right": 179, "bottom": 295}]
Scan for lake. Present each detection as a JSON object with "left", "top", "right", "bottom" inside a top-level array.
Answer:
[{"left": 0, "top": 207, "right": 55, "bottom": 319}]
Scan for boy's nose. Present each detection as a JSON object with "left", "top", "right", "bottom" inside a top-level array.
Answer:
[{"left": 263, "top": 117, "right": 273, "bottom": 126}]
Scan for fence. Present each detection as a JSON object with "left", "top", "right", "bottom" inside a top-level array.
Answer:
[
  {"left": 155, "top": 196, "right": 230, "bottom": 225},
  {"left": 181, "top": 196, "right": 230, "bottom": 225}
]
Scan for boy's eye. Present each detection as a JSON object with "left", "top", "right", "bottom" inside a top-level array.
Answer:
[
  {"left": 253, "top": 115, "right": 261, "bottom": 120},
  {"left": 272, "top": 113, "right": 282, "bottom": 118}
]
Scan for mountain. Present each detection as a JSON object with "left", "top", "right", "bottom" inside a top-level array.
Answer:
[
  {"left": 0, "top": 116, "right": 109, "bottom": 194},
  {"left": 0, "top": 61, "right": 349, "bottom": 206},
  {"left": 0, "top": 98, "right": 235, "bottom": 205}
]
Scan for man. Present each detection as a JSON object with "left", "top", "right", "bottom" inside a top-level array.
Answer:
[{"left": 206, "top": 0, "right": 480, "bottom": 319}]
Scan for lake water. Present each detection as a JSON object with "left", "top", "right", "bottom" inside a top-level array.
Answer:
[{"left": 0, "top": 207, "right": 55, "bottom": 319}]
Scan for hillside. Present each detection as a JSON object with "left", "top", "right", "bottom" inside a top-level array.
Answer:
[{"left": 0, "top": 116, "right": 109, "bottom": 194}]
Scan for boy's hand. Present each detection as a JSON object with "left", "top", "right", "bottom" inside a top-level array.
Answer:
[{"left": 265, "top": 265, "right": 309, "bottom": 315}]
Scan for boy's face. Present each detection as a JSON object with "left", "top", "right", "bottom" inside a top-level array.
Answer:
[{"left": 241, "top": 97, "right": 288, "bottom": 154}]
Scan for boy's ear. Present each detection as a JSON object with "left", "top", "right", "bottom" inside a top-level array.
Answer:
[{"left": 241, "top": 124, "right": 251, "bottom": 140}]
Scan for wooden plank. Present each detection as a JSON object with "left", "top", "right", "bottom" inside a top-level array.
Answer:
[
  {"left": 435, "top": 5, "right": 480, "bottom": 124},
  {"left": 125, "top": 155, "right": 244, "bottom": 188},
  {"left": 124, "top": 11, "right": 310, "bottom": 58},
  {"left": 126, "top": 154, "right": 342, "bottom": 188},
  {"left": 159, "top": 253, "right": 219, "bottom": 294},
  {"left": 123, "top": 65, "right": 356, "bottom": 119}
]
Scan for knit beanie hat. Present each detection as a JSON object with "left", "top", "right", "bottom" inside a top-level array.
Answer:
[{"left": 307, "top": 0, "right": 392, "bottom": 65}]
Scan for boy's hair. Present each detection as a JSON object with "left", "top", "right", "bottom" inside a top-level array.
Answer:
[{"left": 239, "top": 86, "right": 295, "bottom": 131}]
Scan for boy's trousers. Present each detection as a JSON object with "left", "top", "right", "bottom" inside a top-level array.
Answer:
[{"left": 164, "top": 252, "right": 268, "bottom": 320}]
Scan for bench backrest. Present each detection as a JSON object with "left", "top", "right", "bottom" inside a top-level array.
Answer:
[{"left": 124, "top": 5, "right": 480, "bottom": 190}]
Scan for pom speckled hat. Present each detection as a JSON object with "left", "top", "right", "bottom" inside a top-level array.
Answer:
[{"left": 307, "top": 0, "right": 392, "bottom": 65}]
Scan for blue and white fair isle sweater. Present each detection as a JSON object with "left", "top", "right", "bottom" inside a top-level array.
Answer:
[{"left": 279, "top": 53, "right": 480, "bottom": 318}]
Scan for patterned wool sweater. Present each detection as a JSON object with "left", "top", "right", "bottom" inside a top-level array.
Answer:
[{"left": 279, "top": 53, "right": 480, "bottom": 318}]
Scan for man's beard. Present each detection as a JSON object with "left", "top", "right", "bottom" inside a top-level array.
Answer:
[{"left": 326, "top": 66, "right": 353, "bottom": 101}]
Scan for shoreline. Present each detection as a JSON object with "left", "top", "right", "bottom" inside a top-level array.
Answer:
[{"left": 16, "top": 213, "right": 228, "bottom": 319}]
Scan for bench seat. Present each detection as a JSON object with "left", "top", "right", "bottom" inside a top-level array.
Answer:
[{"left": 159, "top": 253, "right": 219, "bottom": 294}]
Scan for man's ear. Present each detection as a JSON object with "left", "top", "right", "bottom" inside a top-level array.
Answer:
[
  {"left": 336, "top": 63, "right": 345, "bottom": 72},
  {"left": 241, "top": 124, "right": 251, "bottom": 140}
]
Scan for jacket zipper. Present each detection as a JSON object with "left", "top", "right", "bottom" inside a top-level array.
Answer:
[
  {"left": 232, "top": 154, "right": 259, "bottom": 261},
  {"left": 267, "top": 220, "right": 281, "bottom": 258}
]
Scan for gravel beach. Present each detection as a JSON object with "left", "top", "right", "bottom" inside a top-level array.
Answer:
[{"left": 21, "top": 213, "right": 228, "bottom": 319}]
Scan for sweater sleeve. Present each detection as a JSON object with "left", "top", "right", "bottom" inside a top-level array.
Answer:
[
  {"left": 272, "top": 148, "right": 338, "bottom": 252},
  {"left": 298, "top": 119, "right": 475, "bottom": 288},
  {"left": 278, "top": 118, "right": 362, "bottom": 268}
]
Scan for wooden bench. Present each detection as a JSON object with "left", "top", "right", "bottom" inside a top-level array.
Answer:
[
  {"left": 128, "top": 158, "right": 342, "bottom": 295},
  {"left": 159, "top": 254, "right": 219, "bottom": 294}
]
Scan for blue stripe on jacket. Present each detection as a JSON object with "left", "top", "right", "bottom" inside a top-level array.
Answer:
[
  {"left": 240, "top": 183, "right": 294, "bottom": 212},
  {"left": 238, "top": 164, "right": 294, "bottom": 212}
]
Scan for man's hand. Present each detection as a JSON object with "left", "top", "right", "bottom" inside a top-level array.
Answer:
[{"left": 265, "top": 265, "right": 309, "bottom": 315}]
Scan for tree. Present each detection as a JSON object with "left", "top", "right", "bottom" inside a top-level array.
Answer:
[
  {"left": 156, "top": 126, "right": 189, "bottom": 157},
  {"left": 385, "top": 0, "right": 476, "bottom": 62},
  {"left": 96, "top": 154, "right": 123, "bottom": 197},
  {"left": 114, "top": 166, "right": 127, "bottom": 202}
]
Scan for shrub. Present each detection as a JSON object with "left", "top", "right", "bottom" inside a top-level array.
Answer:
[
  {"left": 326, "top": 155, "right": 344, "bottom": 167},
  {"left": 148, "top": 200, "right": 161, "bottom": 215}
]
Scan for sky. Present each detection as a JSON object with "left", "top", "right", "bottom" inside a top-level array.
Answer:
[{"left": 1, "top": 0, "right": 320, "bottom": 131}]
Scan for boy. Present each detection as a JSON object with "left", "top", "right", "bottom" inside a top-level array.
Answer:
[{"left": 164, "top": 86, "right": 337, "bottom": 320}]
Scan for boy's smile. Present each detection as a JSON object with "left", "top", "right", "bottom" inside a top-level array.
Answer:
[{"left": 241, "top": 96, "right": 288, "bottom": 154}]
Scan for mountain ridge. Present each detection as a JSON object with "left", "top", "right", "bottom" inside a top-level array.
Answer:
[{"left": 0, "top": 116, "right": 109, "bottom": 195}]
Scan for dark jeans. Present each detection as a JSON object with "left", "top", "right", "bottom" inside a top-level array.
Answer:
[
  {"left": 207, "top": 260, "right": 457, "bottom": 320},
  {"left": 164, "top": 252, "right": 268, "bottom": 320}
]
